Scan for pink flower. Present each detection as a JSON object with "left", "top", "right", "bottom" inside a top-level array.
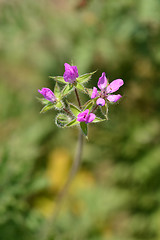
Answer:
[
  {"left": 38, "top": 88, "right": 56, "bottom": 102},
  {"left": 77, "top": 109, "right": 96, "bottom": 124},
  {"left": 91, "top": 72, "right": 124, "bottom": 105},
  {"left": 63, "top": 63, "right": 79, "bottom": 83}
]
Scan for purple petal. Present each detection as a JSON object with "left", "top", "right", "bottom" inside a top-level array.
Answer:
[
  {"left": 96, "top": 98, "right": 105, "bottom": 106},
  {"left": 63, "top": 63, "right": 79, "bottom": 83},
  {"left": 98, "top": 72, "right": 108, "bottom": 90},
  {"left": 38, "top": 88, "right": 56, "bottom": 102},
  {"left": 86, "top": 113, "right": 96, "bottom": 123},
  {"left": 77, "top": 109, "right": 89, "bottom": 122},
  {"left": 106, "top": 79, "right": 124, "bottom": 93},
  {"left": 91, "top": 87, "right": 98, "bottom": 99},
  {"left": 107, "top": 94, "right": 122, "bottom": 102}
]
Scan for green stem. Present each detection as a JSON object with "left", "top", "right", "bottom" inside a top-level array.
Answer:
[
  {"left": 74, "top": 88, "right": 82, "bottom": 109},
  {"left": 39, "top": 130, "right": 84, "bottom": 240}
]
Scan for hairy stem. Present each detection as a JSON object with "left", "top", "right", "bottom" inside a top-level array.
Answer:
[
  {"left": 74, "top": 88, "right": 81, "bottom": 109},
  {"left": 63, "top": 107, "right": 72, "bottom": 116},
  {"left": 40, "top": 130, "right": 83, "bottom": 240}
]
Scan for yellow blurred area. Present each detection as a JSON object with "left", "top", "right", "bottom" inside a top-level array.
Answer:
[{"left": 46, "top": 148, "right": 71, "bottom": 191}]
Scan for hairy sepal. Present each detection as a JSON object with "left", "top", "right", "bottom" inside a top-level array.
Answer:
[
  {"left": 40, "top": 103, "right": 54, "bottom": 113},
  {"left": 69, "top": 103, "right": 81, "bottom": 117},
  {"left": 55, "top": 113, "right": 70, "bottom": 128},
  {"left": 77, "top": 71, "right": 96, "bottom": 84},
  {"left": 93, "top": 117, "right": 106, "bottom": 123},
  {"left": 49, "top": 76, "right": 66, "bottom": 84},
  {"left": 62, "top": 84, "right": 74, "bottom": 96},
  {"left": 80, "top": 122, "right": 88, "bottom": 137},
  {"left": 37, "top": 97, "right": 50, "bottom": 105},
  {"left": 66, "top": 119, "right": 79, "bottom": 127},
  {"left": 54, "top": 82, "right": 61, "bottom": 98}
]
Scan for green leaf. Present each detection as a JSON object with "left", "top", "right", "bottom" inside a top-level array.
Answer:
[
  {"left": 84, "top": 100, "right": 94, "bottom": 111},
  {"left": 55, "top": 113, "right": 69, "bottom": 128},
  {"left": 66, "top": 119, "right": 79, "bottom": 127},
  {"left": 69, "top": 103, "right": 81, "bottom": 116},
  {"left": 101, "top": 103, "right": 108, "bottom": 119},
  {"left": 77, "top": 71, "right": 96, "bottom": 84},
  {"left": 93, "top": 117, "right": 106, "bottom": 123},
  {"left": 54, "top": 82, "right": 61, "bottom": 98},
  {"left": 80, "top": 122, "right": 88, "bottom": 136},
  {"left": 54, "top": 101, "right": 64, "bottom": 110},
  {"left": 49, "top": 76, "right": 66, "bottom": 84},
  {"left": 76, "top": 82, "right": 87, "bottom": 93},
  {"left": 62, "top": 84, "right": 73, "bottom": 96},
  {"left": 37, "top": 97, "right": 50, "bottom": 105},
  {"left": 40, "top": 103, "right": 54, "bottom": 113}
]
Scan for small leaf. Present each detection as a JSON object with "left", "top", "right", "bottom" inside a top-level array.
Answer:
[
  {"left": 55, "top": 113, "right": 69, "bottom": 128},
  {"left": 101, "top": 103, "right": 108, "bottom": 119},
  {"left": 54, "top": 101, "right": 64, "bottom": 110},
  {"left": 69, "top": 103, "right": 81, "bottom": 116},
  {"left": 54, "top": 82, "right": 61, "bottom": 98},
  {"left": 93, "top": 117, "right": 106, "bottom": 123},
  {"left": 77, "top": 71, "right": 96, "bottom": 84},
  {"left": 37, "top": 97, "right": 50, "bottom": 105},
  {"left": 62, "top": 84, "right": 73, "bottom": 96},
  {"left": 80, "top": 122, "right": 88, "bottom": 136},
  {"left": 84, "top": 100, "right": 94, "bottom": 111},
  {"left": 66, "top": 119, "right": 79, "bottom": 127},
  {"left": 49, "top": 76, "right": 66, "bottom": 84},
  {"left": 40, "top": 103, "right": 54, "bottom": 113},
  {"left": 76, "top": 82, "right": 87, "bottom": 93}
]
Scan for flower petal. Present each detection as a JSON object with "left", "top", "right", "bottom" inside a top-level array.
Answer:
[
  {"left": 86, "top": 113, "right": 96, "bottom": 123},
  {"left": 77, "top": 109, "right": 89, "bottom": 122},
  {"left": 98, "top": 72, "right": 108, "bottom": 90},
  {"left": 107, "top": 94, "right": 122, "bottom": 102},
  {"left": 38, "top": 88, "right": 56, "bottom": 102},
  {"left": 63, "top": 63, "right": 79, "bottom": 83},
  {"left": 96, "top": 98, "right": 105, "bottom": 106},
  {"left": 91, "top": 87, "right": 98, "bottom": 99},
  {"left": 106, "top": 79, "right": 124, "bottom": 93}
]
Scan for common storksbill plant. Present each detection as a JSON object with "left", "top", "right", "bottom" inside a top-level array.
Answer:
[
  {"left": 37, "top": 63, "right": 124, "bottom": 238},
  {"left": 38, "top": 63, "right": 124, "bottom": 137}
]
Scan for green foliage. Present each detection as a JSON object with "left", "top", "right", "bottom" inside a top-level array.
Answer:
[{"left": 0, "top": 0, "right": 160, "bottom": 240}]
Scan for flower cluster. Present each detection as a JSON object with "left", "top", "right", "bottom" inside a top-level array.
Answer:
[{"left": 38, "top": 63, "right": 124, "bottom": 137}]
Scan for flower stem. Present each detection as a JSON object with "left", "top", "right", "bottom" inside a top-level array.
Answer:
[
  {"left": 39, "top": 130, "right": 84, "bottom": 240},
  {"left": 92, "top": 104, "right": 98, "bottom": 113},
  {"left": 74, "top": 88, "right": 81, "bottom": 109},
  {"left": 63, "top": 107, "right": 72, "bottom": 116}
]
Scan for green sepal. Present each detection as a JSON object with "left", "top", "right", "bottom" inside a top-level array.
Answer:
[
  {"left": 66, "top": 119, "right": 79, "bottom": 127},
  {"left": 77, "top": 71, "right": 96, "bottom": 84},
  {"left": 37, "top": 97, "right": 50, "bottom": 105},
  {"left": 54, "top": 82, "right": 61, "bottom": 98},
  {"left": 55, "top": 113, "right": 69, "bottom": 128},
  {"left": 80, "top": 122, "right": 88, "bottom": 137},
  {"left": 62, "top": 84, "right": 74, "bottom": 96},
  {"left": 49, "top": 76, "right": 66, "bottom": 84},
  {"left": 84, "top": 100, "right": 94, "bottom": 111},
  {"left": 101, "top": 103, "right": 108, "bottom": 119},
  {"left": 54, "top": 101, "right": 64, "bottom": 110},
  {"left": 69, "top": 103, "right": 81, "bottom": 117},
  {"left": 40, "top": 103, "right": 54, "bottom": 113},
  {"left": 75, "top": 82, "right": 87, "bottom": 93},
  {"left": 93, "top": 117, "right": 106, "bottom": 123}
]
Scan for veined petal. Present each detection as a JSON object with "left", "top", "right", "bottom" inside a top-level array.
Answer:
[
  {"left": 86, "top": 113, "right": 96, "bottom": 123},
  {"left": 77, "top": 109, "right": 89, "bottom": 122},
  {"left": 91, "top": 87, "right": 98, "bottom": 99},
  {"left": 38, "top": 88, "right": 56, "bottom": 102},
  {"left": 96, "top": 98, "right": 105, "bottom": 106},
  {"left": 63, "top": 63, "right": 79, "bottom": 83},
  {"left": 98, "top": 72, "right": 108, "bottom": 90},
  {"left": 106, "top": 79, "right": 124, "bottom": 93},
  {"left": 107, "top": 94, "right": 122, "bottom": 102}
]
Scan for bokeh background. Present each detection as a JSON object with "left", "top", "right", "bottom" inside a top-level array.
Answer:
[{"left": 0, "top": 0, "right": 160, "bottom": 239}]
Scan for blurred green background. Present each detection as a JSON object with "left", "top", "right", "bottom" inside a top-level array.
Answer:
[{"left": 0, "top": 0, "right": 160, "bottom": 239}]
